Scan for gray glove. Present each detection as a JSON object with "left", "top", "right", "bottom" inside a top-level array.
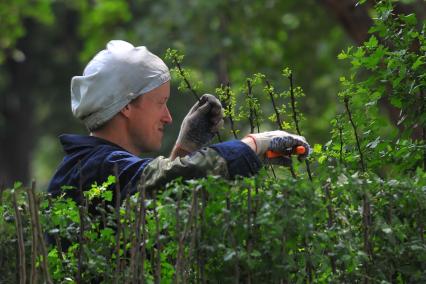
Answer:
[
  {"left": 176, "top": 94, "right": 224, "bottom": 152},
  {"left": 246, "top": 130, "right": 310, "bottom": 165}
]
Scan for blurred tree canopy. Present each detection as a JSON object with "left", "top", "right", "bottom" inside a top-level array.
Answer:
[{"left": 0, "top": 0, "right": 424, "bottom": 188}]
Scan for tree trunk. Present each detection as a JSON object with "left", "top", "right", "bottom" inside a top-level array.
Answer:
[{"left": 0, "top": 36, "right": 35, "bottom": 187}]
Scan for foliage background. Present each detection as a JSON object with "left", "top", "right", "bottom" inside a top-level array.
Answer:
[{"left": 0, "top": 0, "right": 361, "bottom": 188}]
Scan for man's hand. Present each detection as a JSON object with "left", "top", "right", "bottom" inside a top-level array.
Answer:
[
  {"left": 175, "top": 94, "right": 224, "bottom": 153},
  {"left": 243, "top": 130, "right": 310, "bottom": 165}
]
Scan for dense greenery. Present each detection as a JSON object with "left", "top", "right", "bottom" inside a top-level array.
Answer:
[{"left": 1, "top": 1, "right": 425, "bottom": 283}]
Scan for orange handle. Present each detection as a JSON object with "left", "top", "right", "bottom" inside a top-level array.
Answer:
[{"left": 266, "top": 146, "right": 306, "bottom": 159}]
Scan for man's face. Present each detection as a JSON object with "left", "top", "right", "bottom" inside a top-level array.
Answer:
[{"left": 127, "top": 81, "right": 172, "bottom": 153}]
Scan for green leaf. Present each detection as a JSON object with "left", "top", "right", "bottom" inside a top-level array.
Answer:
[
  {"left": 337, "top": 52, "right": 348, "bottom": 60},
  {"left": 313, "top": 144, "right": 322, "bottom": 154},
  {"left": 13, "top": 181, "right": 23, "bottom": 189},
  {"left": 401, "top": 13, "right": 417, "bottom": 26},
  {"left": 364, "top": 35, "right": 378, "bottom": 49},
  {"left": 412, "top": 56, "right": 424, "bottom": 70}
]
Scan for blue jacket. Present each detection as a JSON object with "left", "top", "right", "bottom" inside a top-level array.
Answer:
[{"left": 48, "top": 134, "right": 261, "bottom": 203}]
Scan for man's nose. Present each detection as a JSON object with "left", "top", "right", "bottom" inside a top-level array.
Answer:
[{"left": 162, "top": 106, "right": 172, "bottom": 124}]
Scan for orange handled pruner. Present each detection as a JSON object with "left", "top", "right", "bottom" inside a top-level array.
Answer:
[{"left": 266, "top": 145, "right": 306, "bottom": 159}]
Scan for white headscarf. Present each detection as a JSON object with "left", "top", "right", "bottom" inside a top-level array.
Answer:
[{"left": 71, "top": 40, "right": 170, "bottom": 130}]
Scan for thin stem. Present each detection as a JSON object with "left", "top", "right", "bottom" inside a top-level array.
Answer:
[
  {"left": 77, "top": 164, "right": 87, "bottom": 284},
  {"left": 172, "top": 55, "right": 222, "bottom": 143},
  {"left": 27, "top": 182, "right": 39, "bottom": 284},
  {"left": 420, "top": 87, "right": 425, "bottom": 171},
  {"left": 266, "top": 80, "right": 284, "bottom": 130},
  {"left": 303, "top": 236, "right": 313, "bottom": 283},
  {"left": 343, "top": 97, "right": 366, "bottom": 172},
  {"left": 343, "top": 97, "right": 371, "bottom": 281},
  {"left": 246, "top": 79, "right": 255, "bottom": 133},
  {"left": 288, "top": 74, "right": 301, "bottom": 135},
  {"left": 188, "top": 190, "right": 199, "bottom": 283},
  {"left": 279, "top": 187, "right": 289, "bottom": 284},
  {"left": 30, "top": 182, "right": 52, "bottom": 284},
  {"left": 101, "top": 200, "right": 107, "bottom": 228},
  {"left": 224, "top": 83, "right": 238, "bottom": 139},
  {"left": 12, "top": 191, "right": 26, "bottom": 284},
  {"left": 339, "top": 124, "right": 344, "bottom": 165},
  {"left": 173, "top": 191, "right": 182, "bottom": 284},
  {"left": 324, "top": 183, "right": 337, "bottom": 274},
  {"left": 226, "top": 191, "right": 239, "bottom": 284},
  {"left": 133, "top": 179, "right": 146, "bottom": 283},
  {"left": 180, "top": 190, "right": 198, "bottom": 284},
  {"left": 0, "top": 182, "right": 4, "bottom": 206},
  {"left": 288, "top": 74, "right": 313, "bottom": 181},
  {"left": 140, "top": 186, "right": 147, "bottom": 284},
  {"left": 114, "top": 164, "right": 122, "bottom": 284},
  {"left": 199, "top": 189, "right": 207, "bottom": 284},
  {"left": 123, "top": 192, "right": 131, "bottom": 283},
  {"left": 47, "top": 195, "right": 64, "bottom": 262},
  {"left": 246, "top": 187, "right": 252, "bottom": 284},
  {"left": 153, "top": 193, "right": 162, "bottom": 284},
  {"left": 266, "top": 79, "right": 297, "bottom": 179},
  {"left": 173, "top": 56, "right": 200, "bottom": 102}
]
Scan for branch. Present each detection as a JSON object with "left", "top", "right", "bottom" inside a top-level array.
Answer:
[
  {"left": 287, "top": 74, "right": 313, "bottom": 181},
  {"left": 12, "top": 191, "right": 26, "bottom": 284},
  {"left": 343, "top": 97, "right": 366, "bottom": 172}
]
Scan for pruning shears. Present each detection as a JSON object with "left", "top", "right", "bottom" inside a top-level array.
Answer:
[{"left": 266, "top": 145, "right": 306, "bottom": 159}]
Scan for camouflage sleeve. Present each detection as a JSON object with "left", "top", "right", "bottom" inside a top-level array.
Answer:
[{"left": 140, "top": 147, "right": 229, "bottom": 191}]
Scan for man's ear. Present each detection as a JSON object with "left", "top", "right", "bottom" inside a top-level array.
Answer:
[{"left": 120, "top": 104, "right": 132, "bottom": 118}]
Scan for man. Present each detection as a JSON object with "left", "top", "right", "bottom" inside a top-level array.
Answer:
[{"left": 48, "top": 40, "right": 310, "bottom": 202}]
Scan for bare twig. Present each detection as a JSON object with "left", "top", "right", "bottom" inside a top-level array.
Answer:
[
  {"left": 123, "top": 192, "right": 131, "bottom": 284},
  {"left": 324, "top": 182, "right": 337, "bottom": 274},
  {"left": 12, "top": 191, "right": 26, "bottom": 284},
  {"left": 47, "top": 195, "right": 64, "bottom": 262},
  {"left": 0, "top": 182, "right": 4, "bottom": 206},
  {"left": 140, "top": 185, "right": 147, "bottom": 284},
  {"left": 172, "top": 54, "right": 222, "bottom": 143},
  {"left": 266, "top": 80, "right": 284, "bottom": 130},
  {"left": 343, "top": 97, "right": 366, "bottom": 172},
  {"left": 343, "top": 96, "right": 371, "bottom": 282},
  {"left": 114, "top": 164, "right": 122, "bottom": 284},
  {"left": 265, "top": 79, "right": 297, "bottom": 179},
  {"left": 172, "top": 55, "right": 200, "bottom": 102},
  {"left": 133, "top": 177, "right": 146, "bottom": 283},
  {"left": 27, "top": 182, "right": 39, "bottom": 284},
  {"left": 181, "top": 190, "right": 198, "bottom": 284},
  {"left": 246, "top": 79, "right": 257, "bottom": 133},
  {"left": 420, "top": 88, "right": 426, "bottom": 171},
  {"left": 224, "top": 83, "right": 238, "bottom": 139},
  {"left": 77, "top": 162, "right": 86, "bottom": 284},
  {"left": 287, "top": 74, "right": 313, "bottom": 181},
  {"left": 32, "top": 186, "right": 53, "bottom": 283},
  {"left": 226, "top": 191, "right": 239, "bottom": 284},
  {"left": 199, "top": 188, "right": 207, "bottom": 284},
  {"left": 173, "top": 191, "right": 182, "bottom": 284},
  {"left": 339, "top": 124, "right": 344, "bottom": 165},
  {"left": 153, "top": 193, "right": 162, "bottom": 284},
  {"left": 246, "top": 187, "right": 252, "bottom": 284},
  {"left": 188, "top": 189, "right": 199, "bottom": 283}
]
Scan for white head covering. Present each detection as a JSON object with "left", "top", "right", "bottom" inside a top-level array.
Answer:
[{"left": 71, "top": 40, "right": 170, "bottom": 130}]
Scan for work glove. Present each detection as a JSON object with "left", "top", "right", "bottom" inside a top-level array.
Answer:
[
  {"left": 246, "top": 130, "right": 310, "bottom": 165},
  {"left": 176, "top": 94, "right": 224, "bottom": 152}
]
